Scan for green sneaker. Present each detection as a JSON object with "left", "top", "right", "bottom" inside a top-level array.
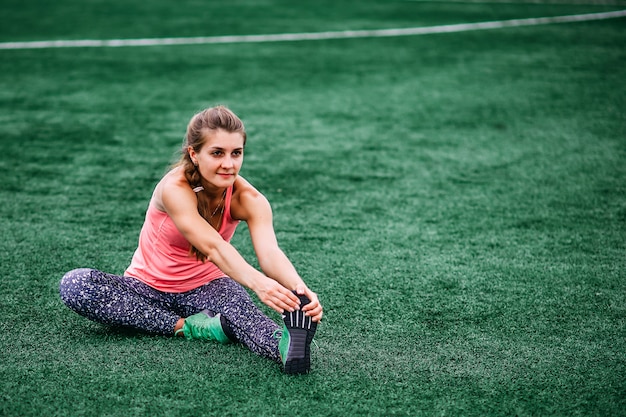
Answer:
[
  {"left": 278, "top": 293, "right": 318, "bottom": 375},
  {"left": 176, "top": 310, "right": 233, "bottom": 344}
]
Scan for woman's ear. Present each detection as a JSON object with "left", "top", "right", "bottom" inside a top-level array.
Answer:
[{"left": 188, "top": 146, "right": 198, "bottom": 166}]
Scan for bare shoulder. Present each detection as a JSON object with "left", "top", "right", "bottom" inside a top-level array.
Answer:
[
  {"left": 231, "top": 176, "right": 271, "bottom": 221},
  {"left": 152, "top": 167, "right": 192, "bottom": 212}
]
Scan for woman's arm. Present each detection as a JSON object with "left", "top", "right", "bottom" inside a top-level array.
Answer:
[
  {"left": 160, "top": 176, "right": 300, "bottom": 315},
  {"left": 234, "top": 183, "right": 323, "bottom": 322}
]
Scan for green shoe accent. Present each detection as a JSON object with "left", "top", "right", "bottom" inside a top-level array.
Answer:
[
  {"left": 277, "top": 324, "right": 291, "bottom": 366},
  {"left": 181, "top": 310, "right": 232, "bottom": 344}
]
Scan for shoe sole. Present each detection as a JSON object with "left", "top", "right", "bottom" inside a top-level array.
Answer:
[{"left": 282, "top": 309, "right": 317, "bottom": 375}]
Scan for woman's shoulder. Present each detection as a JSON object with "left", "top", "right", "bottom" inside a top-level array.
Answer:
[
  {"left": 151, "top": 167, "right": 189, "bottom": 211},
  {"left": 231, "top": 176, "right": 270, "bottom": 220},
  {"left": 233, "top": 176, "right": 266, "bottom": 201}
]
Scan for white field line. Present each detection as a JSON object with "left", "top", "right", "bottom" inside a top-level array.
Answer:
[{"left": 0, "top": 9, "right": 624, "bottom": 50}]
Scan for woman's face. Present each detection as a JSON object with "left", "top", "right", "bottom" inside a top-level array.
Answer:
[{"left": 189, "top": 129, "right": 245, "bottom": 189}]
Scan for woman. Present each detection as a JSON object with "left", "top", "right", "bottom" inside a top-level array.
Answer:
[{"left": 60, "top": 105, "right": 323, "bottom": 374}]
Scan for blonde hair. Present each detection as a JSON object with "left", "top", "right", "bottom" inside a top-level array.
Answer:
[{"left": 177, "top": 105, "right": 246, "bottom": 261}]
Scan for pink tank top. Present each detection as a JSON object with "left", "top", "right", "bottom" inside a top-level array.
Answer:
[{"left": 125, "top": 186, "right": 239, "bottom": 293}]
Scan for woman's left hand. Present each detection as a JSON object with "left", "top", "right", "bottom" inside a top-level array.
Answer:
[{"left": 295, "top": 285, "right": 323, "bottom": 323}]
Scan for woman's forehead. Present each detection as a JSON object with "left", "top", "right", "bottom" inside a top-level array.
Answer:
[{"left": 202, "top": 129, "right": 245, "bottom": 147}]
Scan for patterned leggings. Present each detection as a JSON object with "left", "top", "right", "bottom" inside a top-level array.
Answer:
[{"left": 59, "top": 268, "right": 281, "bottom": 362}]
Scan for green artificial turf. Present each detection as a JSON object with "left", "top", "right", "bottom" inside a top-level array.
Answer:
[{"left": 1, "top": 1, "right": 625, "bottom": 416}]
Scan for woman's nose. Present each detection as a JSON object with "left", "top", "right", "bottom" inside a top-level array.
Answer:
[{"left": 221, "top": 156, "right": 233, "bottom": 168}]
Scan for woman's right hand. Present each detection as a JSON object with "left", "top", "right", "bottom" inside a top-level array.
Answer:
[{"left": 253, "top": 276, "right": 301, "bottom": 314}]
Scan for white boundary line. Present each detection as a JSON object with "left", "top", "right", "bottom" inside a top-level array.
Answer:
[{"left": 0, "top": 9, "right": 624, "bottom": 50}]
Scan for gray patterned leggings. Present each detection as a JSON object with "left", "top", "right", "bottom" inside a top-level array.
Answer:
[{"left": 59, "top": 268, "right": 281, "bottom": 362}]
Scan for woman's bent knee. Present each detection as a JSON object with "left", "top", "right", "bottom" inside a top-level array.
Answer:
[{"left": 59, "top": 268, "right": 95, "bottom": 308}]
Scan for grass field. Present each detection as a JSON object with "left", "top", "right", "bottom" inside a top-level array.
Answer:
[{"left": 1, "top": 1, "right": 625, "bottom": 416}]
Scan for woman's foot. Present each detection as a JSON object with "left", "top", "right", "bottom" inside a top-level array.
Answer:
[
  {"left": 278, "top": 293, "right": 318, "bottom": 374},
  {"left": 175, "top": 310, "right": 234, "bottom": 344}
]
